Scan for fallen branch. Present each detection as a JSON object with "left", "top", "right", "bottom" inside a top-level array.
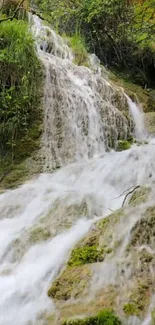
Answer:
[
  {"left": 122, "top": 185, "right": 140, "bottom": 207},
  {"left": 114, "top": 185, "right": 138, "bottom": 200}
]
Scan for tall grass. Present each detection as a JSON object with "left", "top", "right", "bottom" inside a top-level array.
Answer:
[{"left": 0, "top": 19, "right": 43, "bottom": 161}]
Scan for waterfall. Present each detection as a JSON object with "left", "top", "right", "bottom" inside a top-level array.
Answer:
[
  {"left": 31, "top": 15, "right": 134, "bottom": 171},
  {"left": 127, "top": 96, "right": 147, "bottom": 140},
  {"left": 0, "top": 14, "right": 155, "bottom": 325}
]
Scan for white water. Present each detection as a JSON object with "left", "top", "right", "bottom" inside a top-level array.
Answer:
[
  {"left": 31, "top": 15, "right": 135, "bottom": 171},
  {"left": 1, "top": 141, "right": 155, "bottom": 324},
  {"left": 0, "top": 14, "right": 155, "bottom": 325},
  {"left": 127, "top": 96, "right": 147, "bottom": 140}
]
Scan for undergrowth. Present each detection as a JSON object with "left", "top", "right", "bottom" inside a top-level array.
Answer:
[
  {"left": 0, "top": 19, "right": 43, "bottom": 187},
  {"left": 64, "top": 33, "right": 89, "bottom": 66}
]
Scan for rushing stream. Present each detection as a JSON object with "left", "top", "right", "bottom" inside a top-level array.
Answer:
[{"left": 0, "top": 15, "right": 155, "bottom": 325}]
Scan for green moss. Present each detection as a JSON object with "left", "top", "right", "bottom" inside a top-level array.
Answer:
[
  {"left": 68, "top": 245, "right": 104, "bottom": 267},
  {"left": 98, "top": 217, "right": 110, "bottom": 230},
  {"left": 0, "top": 162, "right": 28, "bottom": 189},
  {"left": 48, "top": 265, "right": 91, "bottom": 301},
  {"left": 98, "top": 209, "right": 124, "bottom": 231},
  {"left": 116, "top": 140, "right": 131, "bottom": 151},
  {"left": 129, "top": 281, "right": 151, "bottom": 315},
  {"left": 61, "top": 309, "right": 121, "bottom": 325},
  {"left": 123, "top": 303, "right": 139, "bottom": 316},
  {"left": 97, "top": 310, "right": 121, "bottom": 325}
]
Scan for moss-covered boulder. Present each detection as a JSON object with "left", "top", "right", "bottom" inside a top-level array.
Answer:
[
  {"left": 47, "top": 201, "right": 155, "bottom": 323},
  {"left": 48, "top": 265, "right": 91, "bottom": 301}
]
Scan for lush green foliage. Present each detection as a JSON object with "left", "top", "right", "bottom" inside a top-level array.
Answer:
[
  {"left": 62, "top": 309, "right": 121, "bottom": 325},
  {"left": 0, "top": 19, "right": 42, "bottom": 162},
  {"left": 97, "top": 310, "right": 121, "bottom": 325},
  {"left": 66, "top": 33, "right": 89, "bottom": 66},
  {"left": 34, "top": 0, "right": 155, "bottom": 86},
  {"left": 68, "top": 245, "right": 104, "bottom": 266}
]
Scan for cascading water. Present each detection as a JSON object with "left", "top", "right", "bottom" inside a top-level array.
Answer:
[
  {"left": 0, "top": 14, "right": 155, "bottom": 325},
  {"left": 31, "top": 15, "right": 134, "bottom": 171},
  {"left": 127, "top": 96, "right": 147, "bottom": 140}
]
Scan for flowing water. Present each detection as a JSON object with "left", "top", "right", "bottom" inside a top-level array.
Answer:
[
  {"left": 31, "top": 15, "right": 135, "bottom": 171},
  {"left": 0, "top": 15, "right": 155, "bottom": 325},
  {"left": 127, "top": 96, "right": 147, "bottom": 140}
]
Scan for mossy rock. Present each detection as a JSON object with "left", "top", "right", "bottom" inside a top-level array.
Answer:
[
  {"left": 129, "top": 186, "right": 151, "bottom": 206},
  {"left": 98, "top": 209, "right": 124, "bottom": 231},
  {"left": 116, "top": 140, "right": 131, "bottom": 151},
  {"left": 48, "top": 265, "right": 91, "bottom": 301},
  {"left": 66, "top": 213, "right": 119, "bottom": 268},
  {"left": 123, "top": 303, "right": 139, "bottom": 316},
  {"left": 109, "top": 72, "right": 149, "bottom": 112},
  {"left": 128, "top": 279, "right": 151, "bottom": 315},
  {"left": 97, "top": 209, "right": 124, "bottom": 249},
  {"left": 145, "top": 112, "right": 155, "bottom": 134},
  {"left": 146, "top": 90, "right": 155, "bottom": 112},
  {"left": 130, "top": 206, "right": 155, "bottom": 247},
  {"left": 61, "top": 309, "right": 121, "bottom": 325}
]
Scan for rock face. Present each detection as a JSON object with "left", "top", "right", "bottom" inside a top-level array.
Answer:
[
  {"left": 47, "top": 186, "right": 155, "bottom": 325},
  {"left": 145, "top": 112, "right": 155, "bottom": 135}
]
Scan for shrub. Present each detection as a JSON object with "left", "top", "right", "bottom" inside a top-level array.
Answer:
[
  {"left": 68, "top": 245, "right": 104, "bottom": 266},
  {"left": 68, "top": 34, "right": 88, "bottom": 66},
  {"left": 0, "top": 19, "right": 43, "bottom": 161}
]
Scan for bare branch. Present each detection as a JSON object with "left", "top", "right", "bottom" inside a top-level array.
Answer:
[
  {"left": 0, "top": 0, "right": 25, "bottom": 23},
  {"left": 114, "top": 185, "right": 139, "bottom": 200},
  {"left": 122, "top": 185, "right": 140, "bottom": 207}
]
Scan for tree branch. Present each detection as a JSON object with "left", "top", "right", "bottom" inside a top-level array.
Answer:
[
  {"left": 0, "top": 0, "right": 25, "bottom": 23},
  {"left": 122, "top": 185, "right": 140, "bottom": 207}
]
